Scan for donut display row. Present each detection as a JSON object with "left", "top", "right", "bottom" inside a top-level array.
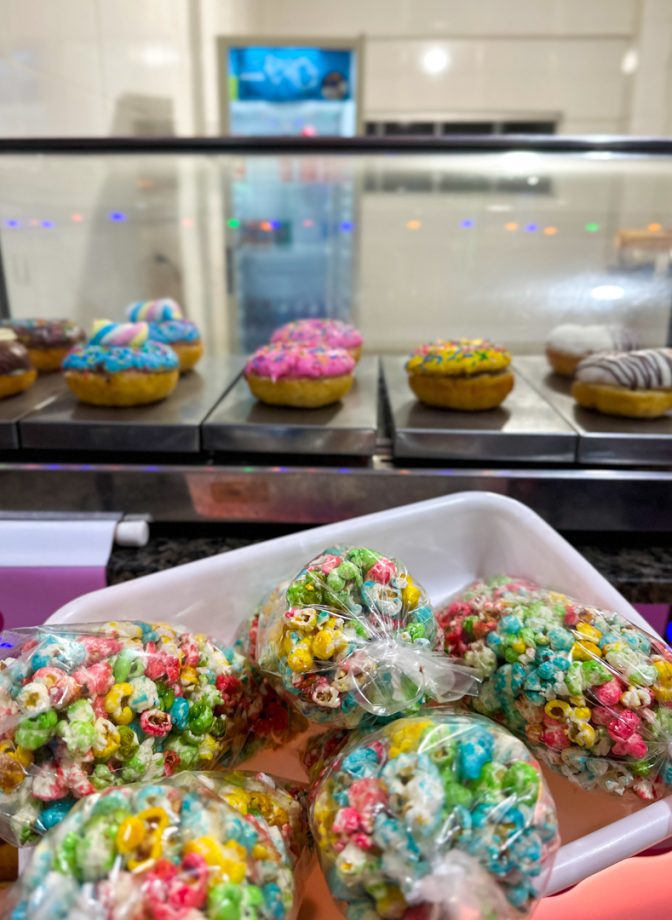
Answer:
[{"left": 0, "top": 299, "right": 204, "bottom": 408}]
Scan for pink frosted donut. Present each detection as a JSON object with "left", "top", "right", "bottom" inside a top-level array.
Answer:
[
  {"left": 271, "top": 318, "right": 363, "bottom": 360},
  {"left": 244, "top": 343, "right": 355, "bottom": 408}
]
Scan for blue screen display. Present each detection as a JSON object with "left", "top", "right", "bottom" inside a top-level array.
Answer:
[{"left": 229, "top": 47, "right": 354, "bottom": 103}]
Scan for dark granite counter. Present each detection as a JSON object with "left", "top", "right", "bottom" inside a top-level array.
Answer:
[{"left": 109, "top": 532, "right": 672, "bottom": 606}]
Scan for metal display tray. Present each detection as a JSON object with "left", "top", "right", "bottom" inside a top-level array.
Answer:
[
  {"left": 383, "top": 357, "right": 577, "bottom": 462},
  {"left": 0, "top": 374, "right": 65, "bottom": 450},
  {"left": 202, "top": 356, "right": 379, "bottom": 456},
  {"left": 517, "top": 356, "right": 672, "bottom": 467},
  {"left": 19, "top": 357, "right": 244, "bottom": 454}
]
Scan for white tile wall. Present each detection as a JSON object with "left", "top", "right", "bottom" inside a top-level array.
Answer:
[
  {"left": 365, "top": 38, "right": 629, "bottom": 129},
  {"left": 251, "top": 0, "right": 638, "bottom": 38}
]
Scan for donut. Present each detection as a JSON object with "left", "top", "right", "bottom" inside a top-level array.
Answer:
[
  {"left": 0, "top": 329, "right": 37, "bottom": 399},
  {"left": 1, "top": 319, "right": 85, "bottom": 373},
  {"left": 244, "top": 343, "right": 355, "bottom": 409},
  {"left": 546, "top": 323, "right": 637, "bottom": 377},
  {"left": 571, "top": 348, "right": 672, "bottom": 418},
  {"left": 406, "top": 338, "right": 514, "bottom": 410},
  {"left": 9, "top": 771, "right": 308, "bottom": 917},
  {"left": 271, "top": 318, "right": 363, "bottom": 362},
  {"left": 147, "top": 320, "right": 203, "bottom": 373},
  {"left": 126, "top": 298, "right": 184, "bottom": 322},
  {"left": 310, "top": 712, "right": 559, "bottom": 918},
  {"left": 62, "top": 321, "right": 179, "bottom": 407}
]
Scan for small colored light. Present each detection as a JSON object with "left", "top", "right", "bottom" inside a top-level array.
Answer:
[
  {"left": 505, "top": 222, "right": 518, "bottom": 232},
  {"left": 260, "top": 220, "right": 272, "bottom": 232},
  {"left": 109, "top": 212, "right": 126, "bottom": 222},
  {"left": 648, "top": 222, "right": 662, "bottom": 232},
  {"left": 227, "top": 218, "right": 240, "bottom": 229},
  {"left": 70, "top": 213, "right": 84, "bottom": 223},
  {"left": 41, "top": 220, "right": 54, "bottom": 229},
  {"left": 181, "top": 217, "right": 194, "bottom": 228},
  {"left": 406, "top": 219, "right": 422, "bottom": 230},
  {"left": 303, "top": 218, "right": 315, "bottom": 228},
  {"left": 29, "top": 219, "right": 39, "bottom": 227},
  {"left": 544, "top": 226, "right": 557, "bottom": 236},
  {"left": 524, "top": 223, "right": 538, "bottom": 232},
  {"left": 585, "top": 222, "right": 600, "bottom": 233},
  {"left": 270, "top": 220, "right": 281, "bottom": 229},
  {"left": 461, "top": 219, "right": 474, "bottom": 228},
  {"left": 4, "top": 219, "right": 19, "bottom": 228},
  {"left": 340, "top": 221, "right": 354, "bottom": 232}
]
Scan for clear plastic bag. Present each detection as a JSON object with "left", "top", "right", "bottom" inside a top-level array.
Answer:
[
  {"left": 0, "top": 621, "right": 260, "bottom": 845},
  {"left": 253, "top": 546, "right": 480, "bottom": 728},
  {"left": 8, "top": 770, "right": 309, "bottom": 920},
  {"left": 309, "top": 711, "right": 559, "bottom": 920},
  {"left": 439, "top": 576, "right": 672, "bottom": 800}
]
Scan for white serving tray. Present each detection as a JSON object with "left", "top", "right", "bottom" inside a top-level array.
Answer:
[{"left": 47, "top": 492, "right": 672, "bottom": 898}]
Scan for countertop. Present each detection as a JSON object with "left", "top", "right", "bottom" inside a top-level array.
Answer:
[{"left": 108, "top": 532, "right": 672, "bottom": 605}]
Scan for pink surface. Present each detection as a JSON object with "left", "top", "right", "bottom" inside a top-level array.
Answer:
[
  {"left": 535, "top": 851, "right": 672, "bottom": 920},
  {"left": 0, "top": 567, "right": 107, "bottom": 628},
  {"left": 241, "top": 727, "right": 671, "bottom": 919}
]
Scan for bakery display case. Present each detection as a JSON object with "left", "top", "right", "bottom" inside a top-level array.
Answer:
[{"left": 0, "top": 136, "right": 671, "bottom": 530}]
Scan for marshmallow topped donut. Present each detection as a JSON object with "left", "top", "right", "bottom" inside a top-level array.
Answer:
[
  {"left": 572, "top": 347, "right": 672, "bottom": 418},
  {"left": 63, "top": 321, "right": 179, "bottom": 406},
  {"left": 546, "top": 323, "right": 637, "bottom": 377}
]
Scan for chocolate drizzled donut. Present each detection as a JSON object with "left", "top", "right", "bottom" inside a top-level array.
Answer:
[{"left": 575, "top": 348, "right": 672, "bottom": 390}]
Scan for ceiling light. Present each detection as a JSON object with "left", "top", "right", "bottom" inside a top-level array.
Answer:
[
  {"left": 421, "top": 47, "right": 449, "bottom": 75},
  {"left": 591, "top": 285, "right": 624, "bottom": 301}
]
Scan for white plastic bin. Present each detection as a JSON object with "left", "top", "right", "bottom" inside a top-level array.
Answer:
[{"left": 47, "top": 492, "right": 672, "bottom": 896}]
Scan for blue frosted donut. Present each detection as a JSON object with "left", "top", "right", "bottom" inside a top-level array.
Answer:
[
  {"left": 63, "top": 342, "right": 179, "bottom": 374},
  {"left": 147, "top": 320, "right": 201, "bottom": 345}
]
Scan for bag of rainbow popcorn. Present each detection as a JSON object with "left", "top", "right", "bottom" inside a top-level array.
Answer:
[
  {"left": 438, "top": 576, "right": 672, "bottom": 800},
  {"left": 7, "top": 770, "right": 309, "bottom": 919},
  {"left": 309, "top": 711, "right": 559, "bottom": 919}
]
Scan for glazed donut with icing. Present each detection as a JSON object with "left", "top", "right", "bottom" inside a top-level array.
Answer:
[
  {"left": 572, "top": 347, "right": 672, "bottom": 418},
  {"left": 406, "top": 338, "right": 514, "bottom": 410},
  {"left": 63, "top": 321, "right": 179, "bottom": 406},
  {"left": 1, "top": 319, "right": 85, "bottom": 373},
  {"left": 0, "top": 328, "right": 37, "bottom": 398},
  {"left": 271, "top": 318, "right": 363, "bottom": 361},
  {"left": 546, "top": 323, "right": 637, "bottom": 377},
  {"left": 244, "top": 343, "right": 355, "bottom": 408}
]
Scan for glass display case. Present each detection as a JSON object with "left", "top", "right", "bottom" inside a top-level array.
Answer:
[{"left": 0, "top": 136, "right": 670, "bottom": 531}]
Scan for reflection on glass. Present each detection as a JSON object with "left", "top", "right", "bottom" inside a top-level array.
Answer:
[{"left": 0, "top": 150, "right": 670, "bottom": 356}]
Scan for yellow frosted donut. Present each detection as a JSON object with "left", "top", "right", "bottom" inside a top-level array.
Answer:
[{"left": 406, "top": 338, "right": 514, "bottom": 410}]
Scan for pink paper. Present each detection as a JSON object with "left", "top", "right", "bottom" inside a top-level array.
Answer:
[{"left": 0, "top": 567, "right": 107, "bottom": 629}]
